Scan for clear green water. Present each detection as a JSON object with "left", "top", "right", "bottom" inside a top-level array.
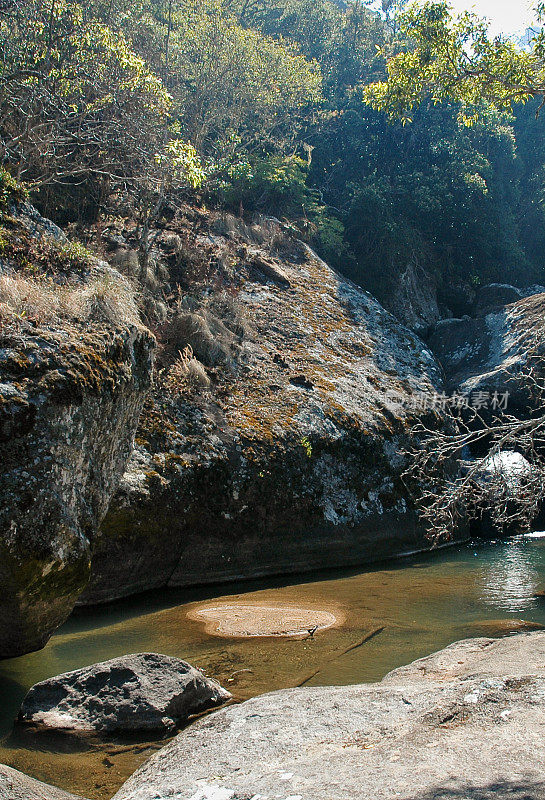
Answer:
[{"left": 1, "top": 534, "right": 545, "bottom": 799}]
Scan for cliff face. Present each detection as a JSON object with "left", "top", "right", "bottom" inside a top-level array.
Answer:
[
  {"left": 0, "top": 202, "right": 155, "bottom": 657},
  {"left": 81, "top": 213, "right": 444, "bottom": 605},
  {"left": 427, "top": 291, "right": 545, "bottom": 414},
  {"left": 0, "top": 198, "right": 447, "bottom": 644}
]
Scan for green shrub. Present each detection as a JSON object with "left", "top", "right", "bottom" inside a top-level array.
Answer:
[
  {"left": 0, "top": 169, "right": 28, "bottom": 210},
  {"left": 219, "top": 155, "right": 316, "bottom": 218}
]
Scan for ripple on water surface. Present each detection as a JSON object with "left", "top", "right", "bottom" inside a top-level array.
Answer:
[
  {"left": 0, "top": 536, "right": 544, "bottom": 799},
  {"left": 479, "top": 536, "right": 544, "bottom": 612}
]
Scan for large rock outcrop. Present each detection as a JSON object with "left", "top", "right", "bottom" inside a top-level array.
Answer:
[
  {"left": 384, "top": 262, "right": 441, "bottom": 334},
  {"left": 18, "top": 653, "right": 231, "bottom": 733},
  {"left": 427, "top": 292, "right": 545, "bottom": 412},
  {"left": 474, "top": 283, "right": 525, "bottom": 315},
  {"left": 81, "top": 213, "right": 445, "bottom": 604},
  {"left": 0, "top": 202, "right": 155, "bottom": 657},
  {"left": 113, "top": 633, "right": 545, "bottom": 800},
  {"left": 473, "top": 282, "right": 545, "bottom": 316}
]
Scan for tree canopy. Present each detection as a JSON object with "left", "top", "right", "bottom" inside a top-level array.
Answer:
[
  {"left": 2, "top": 0, "right": 545, "bottom": 310},
  {"left": 364, "top": 1, "right": 545, "bottom": 122}
]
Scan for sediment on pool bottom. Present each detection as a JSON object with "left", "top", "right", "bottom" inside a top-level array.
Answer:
[{"left": 188, "top": 604, "right": 340, "bottom": 637}]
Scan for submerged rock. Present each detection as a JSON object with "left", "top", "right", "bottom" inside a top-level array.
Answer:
[
  {"left": 0, "top": 764, "right": 86, "bottom": 800},
  {"left": 188, "top": 603, "right": 338, "bottom": 638},
  {"left": 461, "top": 619, "right": 545, "bottom": 639},
  {"left": 113, "top": 633, "right": 545, "bottom": 800},
  {"left": 82, "top": 215, "right": 446, "bottom": 605},
  {"left": 19, "top": 653, "right": 231, "bottom": 734}
]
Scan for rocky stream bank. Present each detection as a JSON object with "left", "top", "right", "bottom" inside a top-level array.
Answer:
[
  {"left": 2, "top": 194, "right": 545, "bottom": 663},
  {"left": 2, "top": 632, "right": 544, "bottom": 800}
]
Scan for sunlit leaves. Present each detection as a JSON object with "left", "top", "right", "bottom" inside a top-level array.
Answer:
[
  {"left": 161, "top": 0, "right": 323, "bottom": 155},
  {"left": 0, "top": 0, "right": 204, "bottom": 203},
  {"left": 157, "top": 140, "right": 206, "bottom": 188},
  {"left": 364, "top": 1, "right": 545, "bottom": 119}
]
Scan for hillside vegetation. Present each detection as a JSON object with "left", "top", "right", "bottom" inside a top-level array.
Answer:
[{"left": 1, "top": 0, "right": 544, "bottom": 316}]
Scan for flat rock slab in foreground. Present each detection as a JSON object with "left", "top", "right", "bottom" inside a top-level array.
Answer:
[
  {"left": 382, "top": 630, "right": 545, "bottom": 684},
  {"left": 0, "top": 764, "right": 87, "bottom": 800},
  {"left": 114, "top": 633, "right": 545, "bottom": 800},
  {"left": 19, "top": 653, "right": 231, "bottom": 734}
]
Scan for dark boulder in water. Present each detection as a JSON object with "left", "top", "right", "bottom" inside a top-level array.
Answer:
[{"left": 19, "top": 653, "right": 231, "bottom": 734}]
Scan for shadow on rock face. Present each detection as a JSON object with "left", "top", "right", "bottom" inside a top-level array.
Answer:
[{"left": 405, "top": 779, "right": 545, "bottom": 800}]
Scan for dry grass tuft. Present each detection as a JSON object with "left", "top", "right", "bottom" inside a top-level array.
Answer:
[
  {"left": 208, "top": 291, "right": 249, "bottom": 338},
  {"left": 162, "top": 346, "right": 211, "bottom": 393},
  {"left": 0, "top": 268, "right": 141, "bottom": 328},
  {"left": 168, "top": 310, "right": 232, "bottom": 367}
]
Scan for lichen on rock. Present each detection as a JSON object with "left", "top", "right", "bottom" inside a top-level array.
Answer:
[{"left": 82, "top": 212, "right": 446, "bottom": 605}]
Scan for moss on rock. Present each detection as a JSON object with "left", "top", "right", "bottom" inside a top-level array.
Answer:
[{"left": 0, "top": 203, "right": 155, "bottom": 658}]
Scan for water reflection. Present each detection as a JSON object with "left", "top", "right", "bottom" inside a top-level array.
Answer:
[
  {"left": 525, "top": 530, "right": 545, "bottom": 539},
  {"left": 479, "top": 538, "right": 541, "bottom": 612}
]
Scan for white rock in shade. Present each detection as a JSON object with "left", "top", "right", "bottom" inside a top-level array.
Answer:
[
  {"left": 483, "top": 450, "right": 531, "bottom": 475},
  {"left": 479, "top": 450, "right": 533, "bottom": 490}
]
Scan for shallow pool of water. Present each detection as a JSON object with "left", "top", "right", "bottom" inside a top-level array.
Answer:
[{"left": 1, "top": 534, "right": 545, "bottom": 799}]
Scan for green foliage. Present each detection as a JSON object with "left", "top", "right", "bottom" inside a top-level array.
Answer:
[
  {"left": 217, "top": 152, "right": 348, "bottom": 266},
  {"left": 364, "top": 1, "right": 545, "bottom": 121},
  {"left": 0, "top": 0, "right": 206, "bottom": 221},
  {"left": 2, "top": 0, "right": 545, "bottom": 310},
  {"left": 156, "top": 140, "right": 206, "bottom": 189},
  {"left": 0, "top": 169, "right": 28, "bottom": 210},
  {"left": 57, "top": 241, "right": 95, "bottom": 269},
  {"left": 220, "top": 155, "right": 312, "bottom": 215},
  {"left": 312, "top": 214, "right": 349, "bottom": 269},
  {"left": 224, "top": 0, "right": 386, "bottom": 93},
  {"left": 163, "top": 0, "right": 323, "bottom": 158},
  {"left": 341, "top": 103, "right": 530, "bottom": 300},
  {"left": 0, "top": 1, "right": 170, "bottom": 174},
  {"left": 300, "top": 436, "right": 312, "bottom": 458}
]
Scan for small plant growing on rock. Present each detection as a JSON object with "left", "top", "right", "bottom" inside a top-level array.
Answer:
[
  {"left": 162, "top": 346, "right": 211, "bottom": 394},
  {"left": 57, "top": 241, "right": 95, "bottom": 269},
  {"left": 0, "top": 168, "right": 27, "bottom": 210}
]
